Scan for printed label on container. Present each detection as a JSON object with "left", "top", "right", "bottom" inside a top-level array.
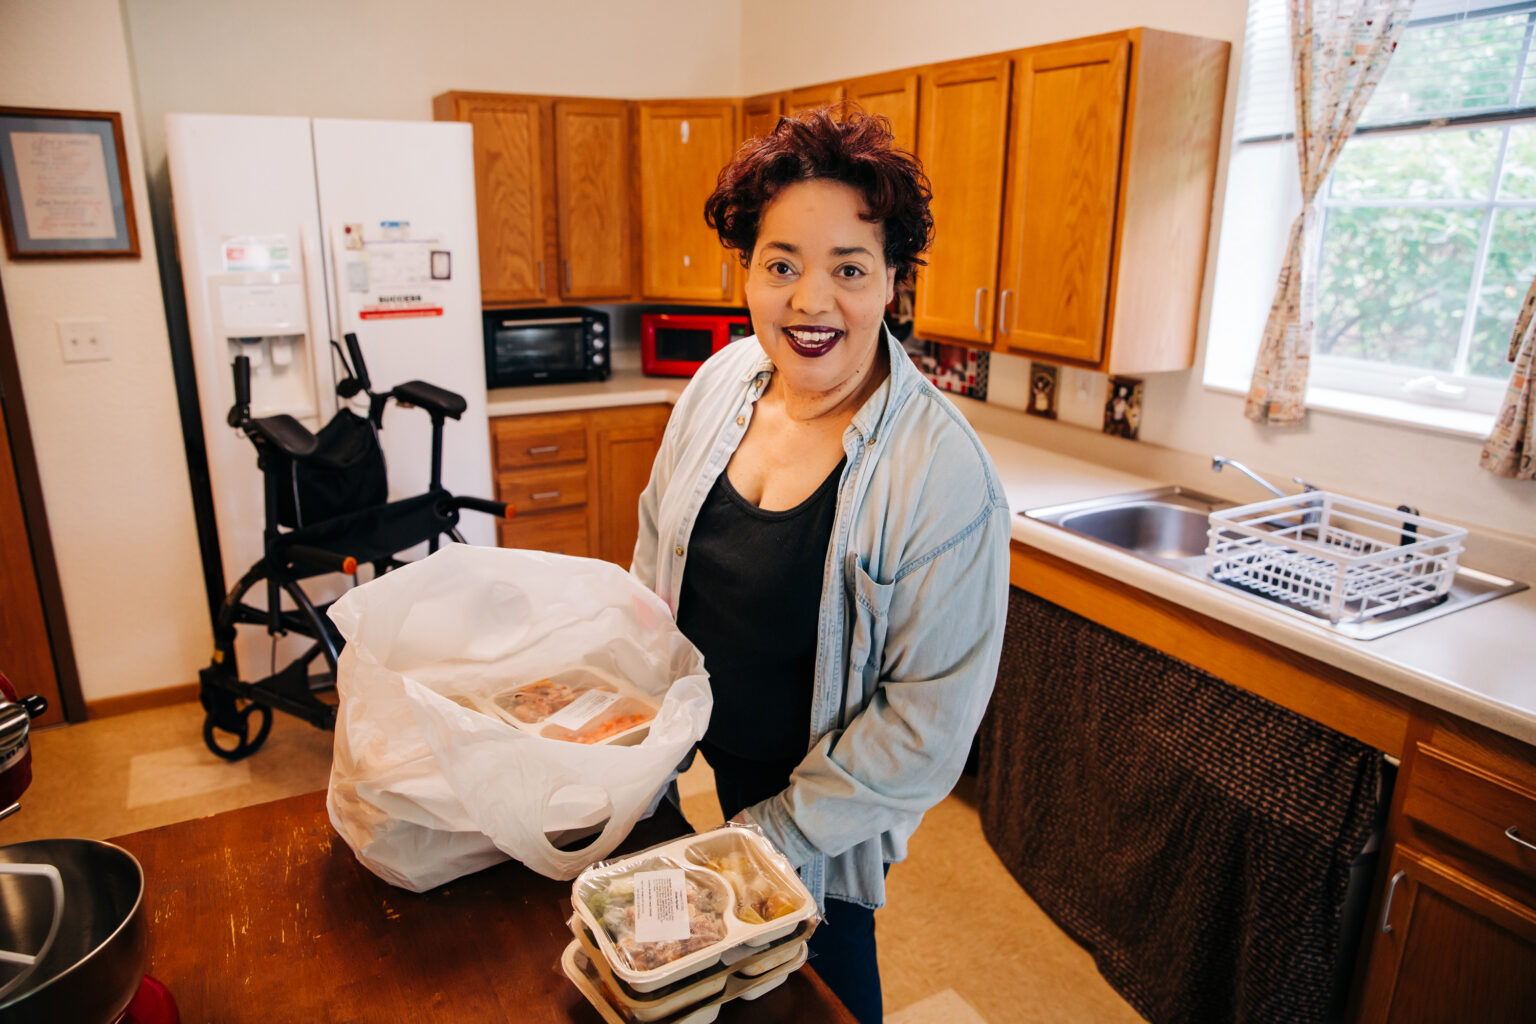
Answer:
[
  {"left": 544, "top": 689, "right": 622, "bottom": 732},
  {"left": 633, "top": 869, "right": 691, "bottom": 943}
]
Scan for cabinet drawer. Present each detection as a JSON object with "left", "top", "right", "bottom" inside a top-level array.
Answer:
[
  {"left": 497, "top": 464, "right": 587, "bottom": 512},
  {"left": 497, "top": 508, "right": 589, "bottom": 557},
  {"left": 492, "top": 414, "right": 587, "bottom": 470},
  {"left": 1402, "top": 743, "right": 1536, "bottom": 881}
]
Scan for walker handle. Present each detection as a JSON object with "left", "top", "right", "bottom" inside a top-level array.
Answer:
[
  {"left": 228, "top": 355, "right": 251, "bottom": 427},
  {"left": 344, "top": 333, "right": 371, "bottom": 392}
]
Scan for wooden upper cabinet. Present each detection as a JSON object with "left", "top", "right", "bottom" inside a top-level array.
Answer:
[
  {"left": 846, "top": 70, "right": 919, "bottom": 154},
  {"left": 743, "top": 93, "right": 783, "bottom": 141},
  {"left": 784, "top": 83, "right": 845, "bottom": 117},
  {"left": 637, "top": 101, "right": 738, "bottom": 302},
  {"left": 553, "top": 100, "right": 633, "bottom": 301},
  {"left": 435, "top": 93, "right": 550, "bottom": 305},
  {"left": 996, "top": 39, "right": 1129, "bottom": 364},
  {"left": 997, "top": 29, "right": 1228, "bottom": 372},
  {"left": 914, "top": 57, "right": 1012, "bottom": 347}
]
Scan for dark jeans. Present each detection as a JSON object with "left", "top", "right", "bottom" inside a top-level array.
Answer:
[{"left": 700, "top": 742, "right": 884, "bottom": 1024}]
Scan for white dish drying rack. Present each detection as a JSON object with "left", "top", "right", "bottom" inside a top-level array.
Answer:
[{"left": 1206, "top": 493, "right": 1466, "bottom": 624}]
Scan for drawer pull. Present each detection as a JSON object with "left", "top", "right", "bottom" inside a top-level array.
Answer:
[
  {"left": 526, "top": 445, "right": 560, "bottom": 456},
  {"left": 1379, "top": 869, "right": 1407, "bottom": 934},
  {"left": 1506, "top": 825, "right": 1536, "bottom": 853},
  {"left": 530, "top": 491, "right": 561, "bottom": 501}
]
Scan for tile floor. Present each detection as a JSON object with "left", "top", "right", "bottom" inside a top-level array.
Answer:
[{"left": 3, "top": 702, "right": 1142, "bottom": 1023}]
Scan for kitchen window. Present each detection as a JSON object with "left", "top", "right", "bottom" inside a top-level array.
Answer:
[{"left": 1209, "top": 0, "right": 1536, "bottom": 431}]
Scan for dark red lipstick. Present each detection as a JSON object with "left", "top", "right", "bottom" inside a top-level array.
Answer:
[{"left": 782, "top": 325, "right": 845, "bottom": 358}]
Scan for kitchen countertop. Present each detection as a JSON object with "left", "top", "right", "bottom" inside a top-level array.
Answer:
[{"left": 486, "top": 369, "right": 1536, "bottom": 750}]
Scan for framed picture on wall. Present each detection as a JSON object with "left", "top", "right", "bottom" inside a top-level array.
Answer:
[{"left": 0, "top": 106, "right": 140, "bottom": 260}]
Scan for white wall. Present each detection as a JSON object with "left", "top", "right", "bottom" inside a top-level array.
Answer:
[
  {"left": 0, "top": 0, "right": 210, "bottom": 704},
  {"left": 742, "top": 0, "right": 1535, "bottom": 542},
  {"left": 740, "top": 0, "right": 1244, "bottom": 95},
  {"left": 123, "top": 0, "right": 743, "bottom": 177}
]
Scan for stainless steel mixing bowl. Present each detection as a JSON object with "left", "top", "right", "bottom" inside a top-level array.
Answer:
[{"left": 0, "top": 838, "right": 147, "bottom": 1023}]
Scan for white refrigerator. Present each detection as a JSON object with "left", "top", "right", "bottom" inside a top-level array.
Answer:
[{"left": 166, "top": 113, "right": 494, "bottom": 676}]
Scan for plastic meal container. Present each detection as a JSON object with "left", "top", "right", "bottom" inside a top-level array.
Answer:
[
  {"left": 445, "top": 665, "right": 658, "bottom": 746},
  {"left": 562, "top": 939, "right": 809, "bottom": 1024},
  {"left": 569, "top": 916, "right": 815, "bottom": 1021},
  {"left": 571, "top": 825, "right": 818, "bottom": 992}
]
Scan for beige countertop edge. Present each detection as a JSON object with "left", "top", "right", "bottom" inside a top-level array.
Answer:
[
  {"left": 486, "top": 376, "right": 1536, "bottom": 748},
  {"left": 486, "top": 371, "right": 686, "bottom": 417}
]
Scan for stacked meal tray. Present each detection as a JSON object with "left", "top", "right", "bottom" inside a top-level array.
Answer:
[
  {"left": 563, "top": 824, "right": 820, "bottom": 1023},
  {"left": 446, "top": 665, "right": 658, "bottom": 745}
]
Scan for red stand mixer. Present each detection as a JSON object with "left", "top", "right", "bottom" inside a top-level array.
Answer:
[{"left": 0, "top": 669, "right": 179, "bottom": 1024}]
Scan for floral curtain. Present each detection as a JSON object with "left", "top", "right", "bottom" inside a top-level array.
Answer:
[
  {"left": 1479, "top": 275, "right": 1536, "bottom": 479},
  {"left": 1245, "top": 0, "right": 1414, "bottom": 425}
]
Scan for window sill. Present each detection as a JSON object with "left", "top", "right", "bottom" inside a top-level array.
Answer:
[{"left": 1203, "top": 381, "right": 1497, "bottom": 440}]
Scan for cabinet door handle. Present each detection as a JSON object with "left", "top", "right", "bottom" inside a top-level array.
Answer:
[
  {"left": 721, "top": 262, "right": 729, "bottom": 293},
  {"left": 1379, "top": 869, "right": 1407, "bottom": 934},
  {"left": 530, "top": 490, "right": 561, "bottom": 501},
  {"left": 526, "top": 445, "right": 560, "bottom": 456},
  {"left": 998, "top": 289, "right": 1013, "bottom": 334},
  {"left": 537, "top": 261, "right": 546, "bottom": 294},
  {"left": 973, "top": 287, "right": 987, "bottom": 332},
  {"left": 1506, "top": 825, "right": 1536, "bottom": 853},
  {"left": 563, "top": 260, "right": 572, "bottom": 293}
]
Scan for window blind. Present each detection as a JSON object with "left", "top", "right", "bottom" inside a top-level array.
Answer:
[{"left": 1234, "top": 0, "right": 1536, "bottom": 142}]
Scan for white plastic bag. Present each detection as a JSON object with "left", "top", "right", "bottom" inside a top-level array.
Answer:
[{"left": 324, "top": 544, "right": 711, "bottom": 890}]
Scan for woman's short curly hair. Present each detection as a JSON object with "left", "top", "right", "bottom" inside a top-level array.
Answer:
[{"left": 704, "top": 106, "right": 934, "bottom": 286}]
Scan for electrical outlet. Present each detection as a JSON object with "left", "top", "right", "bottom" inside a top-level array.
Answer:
[{"left": 57, "top": 317, "right": 111, "bottom": 363}]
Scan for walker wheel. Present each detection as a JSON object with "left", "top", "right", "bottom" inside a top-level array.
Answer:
[{"left": 203, "top": 701, "right": 274, "bottom": 761}]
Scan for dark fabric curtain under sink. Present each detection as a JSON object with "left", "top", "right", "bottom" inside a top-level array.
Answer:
[{"left": 978, "top": 588, "right": 1385, "bottom": 1024}]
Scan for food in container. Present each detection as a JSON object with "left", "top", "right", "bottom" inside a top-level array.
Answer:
[
  {"left": 493, "top": 675, "right": 615, "bottom": 724},
  {"left": 484, "top": 666, "right": 657, "bottom": 746},
  {"left": 581, "top": 862, "right": 729, "bottom": 973},
  {"left": 540, "top": 697, "right": 656, "bottom": 746},
  {"left": 690, "top": 844, "right": 802, "bottom": 926},
  {"left": 570, "top": 824, "right": 819, "bottom": 992}
]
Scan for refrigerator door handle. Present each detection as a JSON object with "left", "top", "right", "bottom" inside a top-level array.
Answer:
[{"left": 298, "top": 222, "right": 333, "bottom": 422}]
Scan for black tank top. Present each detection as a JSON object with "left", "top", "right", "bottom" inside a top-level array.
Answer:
[{"left": 676, "top": 457, "right": 845, "bottom": 763}]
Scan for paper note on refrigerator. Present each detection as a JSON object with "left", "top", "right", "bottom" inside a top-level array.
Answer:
[{"left": 334, "top": 221, "right": 449, "bottom": 320}]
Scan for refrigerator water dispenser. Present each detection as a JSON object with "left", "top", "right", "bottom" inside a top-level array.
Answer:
[{"left": 208, "top": 270, "right": 317, "bottom": 421}]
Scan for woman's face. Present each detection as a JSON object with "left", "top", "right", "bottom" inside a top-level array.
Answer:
[{"left": 745, "top": 179, "right": 897, "bottom": 399}]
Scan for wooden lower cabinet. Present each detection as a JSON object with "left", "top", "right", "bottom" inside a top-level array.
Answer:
[
  {"left": 490, "top": 404, "right": 669, "bottom": 568},
  {"left": 1354, "top": 733, "right": 1536, "bottom": 1023},
  {"left": 1357, "top": 845, "right": 1536, "bottom": 1023}
]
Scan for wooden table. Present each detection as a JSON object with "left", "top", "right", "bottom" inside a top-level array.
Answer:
[{"left": 112, "top": 791, "right": 855, "bottom": 1023}]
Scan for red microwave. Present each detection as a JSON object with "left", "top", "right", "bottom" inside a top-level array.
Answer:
[{"left": 641, "top": 313, "right": 752, "bottom": 377}]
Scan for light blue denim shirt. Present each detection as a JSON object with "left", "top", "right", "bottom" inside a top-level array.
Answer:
[{"left": 632, "top": 325, "right": 1010, "bottom": 910}]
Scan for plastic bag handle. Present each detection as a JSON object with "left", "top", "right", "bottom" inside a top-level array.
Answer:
[{"left": 0, "top": 862, "right": 64, "bottom": 1001}]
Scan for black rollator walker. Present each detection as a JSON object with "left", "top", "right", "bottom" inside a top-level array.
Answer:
[{"left": 200, "top": 332, "right": 511, "bottom": 760}]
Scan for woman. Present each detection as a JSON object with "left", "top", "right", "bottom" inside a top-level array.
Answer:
[{"left": 632, "top": 109, "right": 1009, "bottom": 1024}]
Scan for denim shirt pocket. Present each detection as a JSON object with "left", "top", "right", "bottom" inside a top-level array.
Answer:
[{"left": 846, "top": 562, "right": 895, "bottom": 714}]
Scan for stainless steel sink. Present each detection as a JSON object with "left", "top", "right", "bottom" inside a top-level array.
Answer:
[
  {"left": 1026, "top": 487, "right": 1232, "bottom": 568},
  {"left": 1023, "top": 486, "right": 1527, "bottom": 640}
]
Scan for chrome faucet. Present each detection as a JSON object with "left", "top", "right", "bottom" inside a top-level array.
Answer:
[{"left": 1211, "top": 456, "right": 1317, "bottom": 499}]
